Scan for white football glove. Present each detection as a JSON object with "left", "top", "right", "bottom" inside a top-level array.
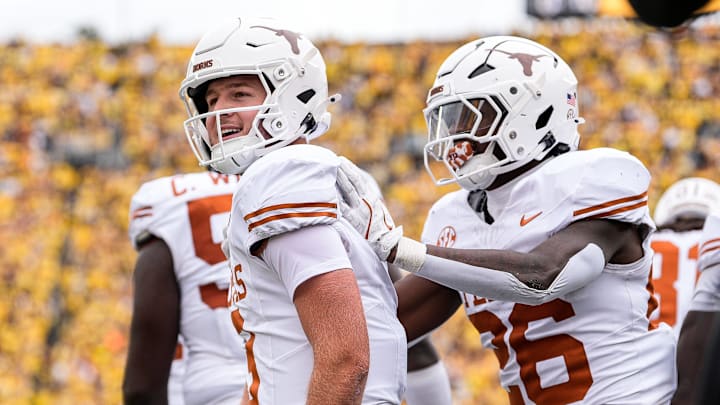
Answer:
[{"left": 336, "top": 157, "right": 403, "bottom": 261}]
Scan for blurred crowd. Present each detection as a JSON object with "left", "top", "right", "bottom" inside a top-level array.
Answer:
[{"left": 1, "top": 18, "right": 719, "bottom": 404}]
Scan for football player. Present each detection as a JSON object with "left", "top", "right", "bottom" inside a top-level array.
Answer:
[
  {"left": 179, "top": 17, "right": 406, "bottom": 404},
  {"left": 338, "top": 35, "right": 677, "bottom": 404},
  {"left": 650, "top": 177, "right": 720, "bottom": 335},
  {"left": 673, "top": 210, "right": 720, "bottom": 404},
  {"left": 123, "top": 170, "right": 248, "bottom": 404}
]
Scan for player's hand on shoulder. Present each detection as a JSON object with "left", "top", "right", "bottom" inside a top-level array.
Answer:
[{"left": 336, "top": 156, "right": 402, "bottom": 261}]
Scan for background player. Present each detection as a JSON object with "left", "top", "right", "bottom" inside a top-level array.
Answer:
[
  {"left": 673, "top": 210, "right": 720, "bottom": 404},
  {"left": 650, "top": 177, "right": 720, "bottom": 335},
  {"left": 123, "top": 171, "right": 248, "bottom": 404}
]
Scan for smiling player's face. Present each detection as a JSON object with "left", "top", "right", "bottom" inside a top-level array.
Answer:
[{"left": 204, "top": 75, "right": 267, "bottom": 146}]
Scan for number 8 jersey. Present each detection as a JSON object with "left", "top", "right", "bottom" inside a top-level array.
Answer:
[
  {"left": 421, "top": 148, "right": 676, "bottom": 405},
  {"left": 128, "top": 171, "right": 247, "bottom": 404},
  {"left": 649, "top": 227, "right": 702, "bottom": 336}
]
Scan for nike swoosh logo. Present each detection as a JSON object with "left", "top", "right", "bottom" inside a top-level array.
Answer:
[{"left": 520, "top": 211, "right": 542, "bottom": 227}]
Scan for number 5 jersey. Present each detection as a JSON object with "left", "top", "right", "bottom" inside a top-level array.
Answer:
[{"left": 129, "top": 171, "right": 247, "bottom": 404}]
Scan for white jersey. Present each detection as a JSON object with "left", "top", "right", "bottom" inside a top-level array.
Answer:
[
  {"left": 169, "top": 340, "right": 186, "bottom": 405},
  {"left": 226, "top": 144, "right": 406, "bottom": 404},
  {"left": 692, "top": 212, "right": 720, "bottom": 312},
  {"left": 649, "top": 229, "right": 702, "bottom": 335},
  {"left": 129, "top": 172, "right": 247, "bottom": 405},
  {"left": 421, "top": 148, "right": 676, "bottom": 405}
]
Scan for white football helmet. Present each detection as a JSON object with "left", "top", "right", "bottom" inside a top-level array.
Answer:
[
  {"left": 653, "top": 177, "right": 720, "bottom": 227},
  {"left": 179, "top": 17, "right": 334, "bottom": 174},
  {"left": 423, "top": 36, "right": 584, "bottom": 190}
]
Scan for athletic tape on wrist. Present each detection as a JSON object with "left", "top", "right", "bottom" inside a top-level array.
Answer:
[{"left": 393, "top": 237, "right": 427, "bottom": 273}]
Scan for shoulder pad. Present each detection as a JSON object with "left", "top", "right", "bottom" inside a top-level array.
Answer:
[
  {"left": 569, "top": 149, "right": 651, "bottom": 225},
  {"left": 236, "top": 145, "right": 341, "bottom": 249}
]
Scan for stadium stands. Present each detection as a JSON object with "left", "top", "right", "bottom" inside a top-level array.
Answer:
[{"left": 1, "top": 19, "right": 719, "bottom": 403}]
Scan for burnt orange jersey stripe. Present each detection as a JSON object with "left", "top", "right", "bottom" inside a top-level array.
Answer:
[
  {"left": 131, "top": 207, "right": 153, "bottom": 219},
  {"left": 247, "top": 211, "right": 337, "bottom": 232},
  {"left": 244, "top": 202, "right": 337, "bottom": 221},
  {"left": 700, "top": 244, "right": 720, "bottom": 257},
  {"left": 573, "top": 191, "right": 648, "bottom": 217},
  {"left": 232, "top": 310, "right": 259, "bottom": 404},
  {"left": 246, "top": 332, "right": 259, "bottom": 404},
  {"left": 583, "top": 200, "right": 647, "bottom": 220},
  {"left": 700, "top": 238, "right": 720, "bottom": 255},
  {"left": 131, "top": 212, "right": 152, "bottom": 219}
]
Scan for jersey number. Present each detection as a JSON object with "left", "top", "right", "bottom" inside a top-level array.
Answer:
[
  {"left": 187, "top": 194, "right": 233, "bottom": 309},
  {"left": 468, "top": 298, "right": 593, "bottom": 404},
  {"left": 650, "top": 240, "right": 699, "bottom": 327}
]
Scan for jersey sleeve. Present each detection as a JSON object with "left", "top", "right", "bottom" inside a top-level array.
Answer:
[
  {"left": 698, "top": 212, "right": 720, "bottom": 272},
  {"left": 691, "top": 212, "right": 720, "bottom": 311},
  {"left": 569, "top": 148, "right": 652, "bottom": 227},
  {"left": 690, "top": 267, "right": 720, "bottom": 312},
  {"left": 234, "top": 145, "right": 341, "bottom": 250},
  {"left": 262, "top": 224, "right": 352, "bottom": 298},
  {"left": 128, "top": 176, "right": 178, "bottom": 250}
]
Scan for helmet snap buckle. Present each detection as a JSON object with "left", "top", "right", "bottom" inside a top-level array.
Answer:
[
  {"left": 274, "top": 66, "right": 288, "bottom": 81},
  {"left": 271, "top": 118, "right": 285, "bottom": 132}
]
